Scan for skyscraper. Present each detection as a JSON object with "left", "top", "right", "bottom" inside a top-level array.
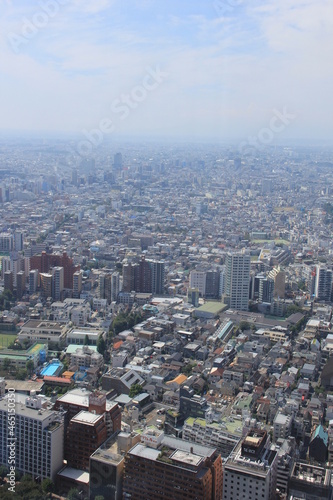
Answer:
[
  {"left": 52, "top": 266, "right": 64, "bottom": 301},
  {"left": 225, "top": 252, "right": 250, "bottom": 311},
  {"left": 315, "top": 265, "right": 333, "bottom": 302}
]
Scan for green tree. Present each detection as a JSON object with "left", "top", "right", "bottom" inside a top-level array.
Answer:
[
  {"left": 97, "top": 334, "right": 106, "bottom": 355},
  {"left": 41, "top": 478, "right": 55, "bottom": 494},
  {"left": 16, "top": 368, "right": 28, "bottom": 380},
  {"left": 26, "top": 360, "right": 34, "bottom": 376},
  {"left": 21, "top": 474, "right": 33, "bottom": 482},
  {"left": 0, "top": 465, "right": 8, "bottom": 478},
  {"left": 2, "top": 358, "right": 11, "bottom": 371},
  {"left": 286, "top": 304, "right": 303, "bottom": 317},
  {"left": 239, "top": 321, "right": 251, "bottom": 331},
  {"left": 84, "top": 334, "right": 89, "bottom": 345},
  {"left": 68, "top": 487, "right": 83, "bottom": 500},
  {"left": 129, "top": 383, "right": 143, "bottom": 398}
]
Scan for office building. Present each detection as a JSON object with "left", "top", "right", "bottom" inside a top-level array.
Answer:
[
  {"left": 54, "top": 388, "right": 121, "bottom": 439},
  {"left": 123, "top": 431, "right": 223, "bottom": 500},
  {"left": 205, "top": 270, "right": 221, "bottom": 299},
  {"left": 182, "top": 417, "right": 241, "bottom": 459},
  {"left": 223, "top": 429, "right": 278, "bottom": 500},
  {"left": 225, "top": 252, "right": 251, "bottom": 311},
  {"left": 66, "top": 410, "right": 107, "bottom": 471},
  {"left": 0, "top": 395, "right": 64, "bottom": 481},
  {"left": 288, "top": 462, "right": 331, "bottom": 500},
  {"left": 90, "top": 431, "right": 141, "bottom": 500}
]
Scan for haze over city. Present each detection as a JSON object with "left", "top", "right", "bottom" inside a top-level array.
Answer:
[{"left": 0, "top": 0, "right": 332, "bottom": 144}]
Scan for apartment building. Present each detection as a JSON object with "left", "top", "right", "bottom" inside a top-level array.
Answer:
[{"left": 0, "top": 395, "right": 64, "bottom": 480}]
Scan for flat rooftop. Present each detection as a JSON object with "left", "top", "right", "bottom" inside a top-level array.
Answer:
[
  {"left": 72, "top": 410, "right": 103, "bottom": 425},
  {"left": 171, "top": 449, "right": 202, "bottom": 467}
]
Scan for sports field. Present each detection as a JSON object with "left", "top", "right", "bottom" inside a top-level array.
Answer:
[{"left": 0, "top": 333, "right": 17, "bottom": 349}]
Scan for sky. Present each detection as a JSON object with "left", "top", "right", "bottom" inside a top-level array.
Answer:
[{"left": 0, "top": 0, "right": 332, "bottom": 144}]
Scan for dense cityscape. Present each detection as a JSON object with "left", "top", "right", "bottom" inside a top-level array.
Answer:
[{"left": 0, "top": 138, "right": 333, "bottom": 498}]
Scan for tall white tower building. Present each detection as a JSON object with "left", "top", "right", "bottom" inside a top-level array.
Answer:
[{"left": 225, "top": 252, "right": 250, "bottom": 311}]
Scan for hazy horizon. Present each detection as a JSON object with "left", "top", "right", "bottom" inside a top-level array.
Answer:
[{"left": 1, "top": 0, "right": 332, "bottom": 146}]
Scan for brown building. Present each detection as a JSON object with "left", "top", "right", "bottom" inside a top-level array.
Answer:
[
  {"left": 4, "top": 270, "right": 13, "bottom": 293},
  {"left": 122, "top": 432, "right": 223, "bottom": 500},
  {"left": 135, "top": 255, "right": 152, "bottom": 293},
  {"left": 54, "top": 388, "right": 121, "bottom": 442},
  {"left": 16, "top": 270, "right": 26, "bottom": 299},
  {"left": 66, "top": 410, "right": 107, "bottom": 470},
  {"left": 30, "top": 251, "right": 80, "bottom": 289}
]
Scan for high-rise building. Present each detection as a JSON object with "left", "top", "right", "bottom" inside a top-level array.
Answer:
[
  {"left": 52, "top": 266, "right": 64, "bottom": 301},
  {"left": 150, "top": 260, "right": 165, "bottom": 295},
  {"left": 223, "top": 429, "right": 278, "bottom": 500},
  {"left": 315, "top": 266, "right": 333, "bottom": 302},
  {"left": 258, "top": 277, "right": 274, "bottom": 303},
  {"left": 29, "top": 269, "right": 39, "bottom": 294},
  {"left": 268, "top": 267, "right": 286, "bottom": 299},
  {"left": 40, "top": 272, "right": 52, "bottom": 298},
  {"left": 225, "top": 252, "right": 251, "bottom": 311},
  {"left": 90, "top": 431, "right": 141, "bottom": 500},
  {"left": 30, "top": 251, "right": 80, "bottom": 289},
  {"left": 14, "top": 231, "right": 24, "bottom": 251},
  {"left": 16, "top": 270, "right": 26, "bottom": 299},
  {"left": 73, "top": 270, "right": 83, "bottom": 298},
  {"left": 122, "top": 262, "right": 136, "bottom": 292},
  {"left": 66, "top": 411, "right": 107, "bottom": 471},
  {"left": 4, "top": 270, "right": 13, "bottom": 293},
  {"left": 0, "top": 395, "right": 64, "bottom": 480},
  {"left": 0, "top": 232, "right": 14, "bottom": 252},
  {"left": 135, "top": 255, "right": 152, "bottom": 293},
  {"left": 190, "top": 271, "right": 206, "bottom": 297},
  {"left": 111, "top": 271, "right": 120, "bottom": 302},
  {"left": 205, "top": 270, "right": 220, "bottom": 299},
  {"left": 123, "top": 431, "right": 223, "bottom": 500}
]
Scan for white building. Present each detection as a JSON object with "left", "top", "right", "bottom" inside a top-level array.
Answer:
[
  {"left": 70, "top": 346, "right": 104, "bottom": 369},
  {"left": 0, "top": 395, "right": 64, "bottom": 480},
  {"left": 223, "top": 430, "right": 278, "bottom": 500},
  {"left": 225, "top": 252, "right": 251, "bottom": 311},
  {"left": 189, "top": 271, "right": 206, "bottom": 297},
  {"left": 182, "top": 416, "right": 242, "bottom": 459},
  {"left": 67, "top": 327, "right": 105, "bottom": 346},
  {"left": 52, "top": 266, "right": 64, "bottom": 301},
  {"left": 273, "top": 413, "right": 293, "bottom": 442},
  {"left": 18, "top": 320, "right": 68, "bottom": 345}
]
